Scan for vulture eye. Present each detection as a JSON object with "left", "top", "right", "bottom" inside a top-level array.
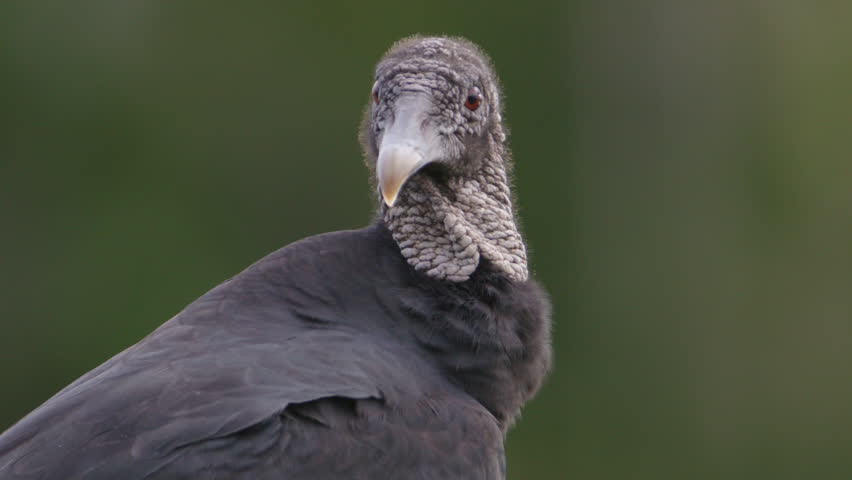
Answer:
[
  {"left": 372, "top": 82, "right": 380, "bottom": 105},
  {"left": 464, "top": 87, "right": 482, "bottom": 111}
]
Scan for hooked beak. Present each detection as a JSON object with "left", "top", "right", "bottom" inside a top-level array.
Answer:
[{"left": 377, "top": 95, "right": 441, "bottom": 207}]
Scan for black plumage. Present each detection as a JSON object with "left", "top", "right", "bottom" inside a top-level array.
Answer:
[{"left": 0, "top": 36, "right": 551, "bottom": 479}]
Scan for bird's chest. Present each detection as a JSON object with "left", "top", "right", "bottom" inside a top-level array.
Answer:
[
  {"left": 401, "top": 277, "right": 551, "bottom": 429},
  {"left": 436, "top": 316, "right": 544, "bottom": 428}
]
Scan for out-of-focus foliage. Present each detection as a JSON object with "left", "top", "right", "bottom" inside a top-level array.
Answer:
[{"left": 1, "top": 2, "right": 850, "bottom": 478}]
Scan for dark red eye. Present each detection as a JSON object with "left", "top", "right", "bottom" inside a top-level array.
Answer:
[
  {"left": 371, "top": 81, "right": 380, "bottom": 104},
  {"left": 464, "top": 87, "right": 482, "bottom": 111}
]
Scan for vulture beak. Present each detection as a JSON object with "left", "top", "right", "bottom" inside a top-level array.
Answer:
[{"left": 377, "top": 95, "right": 441, "bottom": 207}]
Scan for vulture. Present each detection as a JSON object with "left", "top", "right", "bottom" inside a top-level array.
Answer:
[{"left": 0, "top": 36, "right": 552, "bottom": 479}]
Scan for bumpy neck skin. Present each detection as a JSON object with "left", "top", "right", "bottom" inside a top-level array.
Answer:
[{"left": 383, "top": 148, "right": 528, "bottom": 283}]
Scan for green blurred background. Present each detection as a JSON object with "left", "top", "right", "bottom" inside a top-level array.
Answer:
[{"left": 1, "top": 2, "right": 851, "bottom": 478}]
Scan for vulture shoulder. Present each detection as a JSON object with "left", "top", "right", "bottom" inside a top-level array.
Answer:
[{"left": 0, "top": 225, "right": 505, "bottom": 480}]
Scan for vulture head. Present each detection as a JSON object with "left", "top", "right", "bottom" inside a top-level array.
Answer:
[{"left": 361, "top": 36, "right": 528, "bottom": 283}]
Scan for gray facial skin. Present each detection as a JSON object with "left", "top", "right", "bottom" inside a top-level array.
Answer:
[{"left": 360, "top": 36, "right": 526, "bottom": 283}]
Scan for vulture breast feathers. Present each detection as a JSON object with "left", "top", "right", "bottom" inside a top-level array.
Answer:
[{"left": 0, "top": 36, "right": 552, "bottom": 480}]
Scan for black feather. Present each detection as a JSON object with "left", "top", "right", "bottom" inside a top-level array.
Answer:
[{"left": 0, "top": 223, "right": 550, "bottom": 479}]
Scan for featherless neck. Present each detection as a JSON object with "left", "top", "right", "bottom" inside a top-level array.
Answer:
[{"left": 384, "top": 152, "right": 528, "bottom": 283}]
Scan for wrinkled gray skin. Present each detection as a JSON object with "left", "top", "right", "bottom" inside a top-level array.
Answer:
[
  {"left": 362, "top": 37, "right": 528, "bottom": 283},
  {"left": 0, "top": 36, "right": 551, "bottom": 480}
]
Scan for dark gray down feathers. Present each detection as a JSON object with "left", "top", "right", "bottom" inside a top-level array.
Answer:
[{"left": 0, "top": 223, "right": 551, "bottom": 479}]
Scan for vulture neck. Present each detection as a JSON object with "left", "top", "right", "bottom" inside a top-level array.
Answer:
[{"left": 383, "top": 149, "right": 528, "bottom": 283}]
